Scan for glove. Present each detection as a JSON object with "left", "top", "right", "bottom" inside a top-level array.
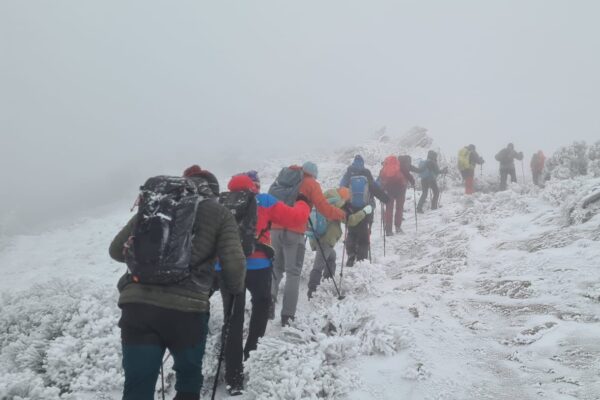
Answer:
[{"left": 362, "top": 205, "right": 373, "bottom": 215}]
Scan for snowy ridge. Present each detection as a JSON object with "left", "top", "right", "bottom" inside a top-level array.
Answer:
[{"left": 1, "top": 134, "right": 599, "bottom": 399}]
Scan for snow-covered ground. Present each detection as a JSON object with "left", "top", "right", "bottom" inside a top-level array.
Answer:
[{"left": 1, "top": 135, "right": 599, "bottom": 399}]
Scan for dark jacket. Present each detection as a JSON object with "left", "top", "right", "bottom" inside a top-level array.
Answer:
[
  {"left": 495, "top": 147, "right": 524, "bottom": 170},
  {"left": 109, "top": 180, "right": 246, "bottom": 313},
  {"left": 340, "top": 156, "right": 390, "bottom": 204},
  {"left": 398, "top": 155, "right": 419, "bottom": 186}
]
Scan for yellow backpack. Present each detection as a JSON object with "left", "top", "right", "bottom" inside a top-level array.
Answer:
[{"left": 458, "top": 148, "right": 471, "bottom": 171}]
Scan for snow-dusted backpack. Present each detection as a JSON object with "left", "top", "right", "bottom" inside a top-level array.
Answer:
[
  {"left": 268, "top": 167, "right": 304, "bottom": 206},
  {"left": 306, "top": 209, "right": 328, "bottom": 239},
  {"left": 125, "top": 176, "right": 202, "bottom": 284},
  {"left": 219, "top": 191, "right": 258, "bottom": 256},
  {"left": 350, "top": 175, "right": 370, "bottom": 208}
]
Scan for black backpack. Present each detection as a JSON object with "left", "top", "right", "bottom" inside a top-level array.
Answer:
[
  {"left": 219, "top": 191, "right": 258, "bottom": 256},
  {"left": 125, "top": 176, "right": 203, "bottom": 284}
]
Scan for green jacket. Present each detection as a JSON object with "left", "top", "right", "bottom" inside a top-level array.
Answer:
[
  {"left": 310, "top": 189, "right": 367, "bottom": 248},
  {"left": 109, "top": 195, "right": 246, "bottom": 313}
]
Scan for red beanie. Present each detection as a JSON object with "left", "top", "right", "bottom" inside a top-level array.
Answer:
[
  {"left": 183, "top": 165, "right": 203, "bottom": 177},
  {"left": 228, "top": 174, "right": 258, "bottom": 193}
]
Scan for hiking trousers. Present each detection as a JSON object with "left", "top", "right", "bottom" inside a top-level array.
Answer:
[
  {"left": 384, "top": 187, "right": 406, "bottom": 233},
  {"left": 532, "top": 170, "right": 542, "bottom": 186},
  {"left": 418, "top": 179, "right": 439, "bottom": 211},
  {"left": 346, "top": 216, "right": 372, "bottom": 265},
  {"left": 461, "top": 169, "right": 475, "bottom": 195},
  {"left": 220, "top": 266, "right": 272, "bottom": 388},
  {"left": 500, "top": 167, "right": 517, "bottom": 190},
  {"left": 119, "top": 303, "right": 209, "bottom": 400},
  {"left": 308, "top": 243, "right": 336, "bottom": 291},
  {"left": 271, "top": 229, "right": 306, "bottom": 318}
]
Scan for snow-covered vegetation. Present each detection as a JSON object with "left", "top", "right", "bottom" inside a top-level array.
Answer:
[{"left": 1, "top": 131, "right": 599, "bottom": 399}]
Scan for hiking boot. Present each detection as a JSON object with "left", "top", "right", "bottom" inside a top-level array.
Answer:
[
  {"left": 417, "top": 208, "right": 424, "bottom": 214},
  {"left": 396, "top": 226, "right": 404, "bottom": 234},
  {"left": 226, "top": 384, "right": 244, "bottom": 396},
  {"left": 281, "top": 315, "right": 295, "bottom": 327},
  {"left": 307, "top": 289, "right": 314, "bottom": 300},
  {"left": 346, "top": 256, "right": 356, "bottom": 267},
  {"left": 385, "top": 230, "right": 394, "bottom": 237}
]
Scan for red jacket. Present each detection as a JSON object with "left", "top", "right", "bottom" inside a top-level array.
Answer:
[
  {"left": 271, "top": 172, "right": 345, "bottom": 234},
  {"left": 227, "top": 174, "right": 310, "bottom": 258}
]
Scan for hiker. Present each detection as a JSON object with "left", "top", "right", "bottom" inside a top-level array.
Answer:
[
  {"left": 396, "top": 155, "right": 420, "bottom": 232},
  {"left": 378, "top": 155, "right": 407, "bottom": 236},
  {"left": 109, "top": 169, "right": 246, "bottom": 400},
  {"left": 339, "top": 155, "right": 389, "bottom": 263},
  {"left": 457, "top": 144, "right": 485, "bottom": 194},
  {"left": 531, "top": 151, "right": 546, "bottom": 187},
  {"left": 269, "top": 162, "right": 345, "bottom": 327},
  {"left": 306, "top": 187, "right": 371, "bottom": 299},
  {"left": 495, "top": 143, "right": 524, "bottom": 190},
  {"left": 217, "top": 173, "right": 310, "bottom": 395},
  {"left": 417, "top": 150, "right": 448, "bottom": 213}
]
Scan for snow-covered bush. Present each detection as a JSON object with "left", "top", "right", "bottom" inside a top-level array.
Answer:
[
  {"left": 587, "top": 141, "right": 600, "bottom": 177},
  {"left": 0, "top": 280, "right": 122, "bottom": 399},
  {"left": 545, "top": 141, "right": 589, "bottom": 179}
]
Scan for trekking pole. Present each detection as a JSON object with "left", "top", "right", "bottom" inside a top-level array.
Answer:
[
  {"left": 520, "top": 160, "right": 525, "bottom": 184},
  {"left": 382, "top": 201, "right": 386, "bottom": 257},
  {"left": 339, "top": 225, "right": 348, "bottom": 294},
  {"left": 211, "top": 295, "right": 235, "bottom": 400},
  {"left": 308, "top": 219, "right": 345, "bottom": 300},
  {"left": 413, "top": 187, "right": 418, "bottom": 233}
]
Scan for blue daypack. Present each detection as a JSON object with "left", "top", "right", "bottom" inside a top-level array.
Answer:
[
  {"left": 418, "top": 160, "right": 434, "bottom": 180},
  {"left": 350, "top": 175, "right": 370, "bottom": 208},
  {"left": 306, "top": 209, "right": 328, "bottom": 239}
]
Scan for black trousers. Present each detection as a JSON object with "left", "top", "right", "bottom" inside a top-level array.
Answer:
[
  {"left": 500, "top": 167, "right": 517, "bottom": 190},
  {"left": 346, "top": 214, "right": 373, "bottom": 265},
  {"left": 220, "top": 267, "right": 272, "bottom": 387},
  {"left": 418, "top": 179, "right": 439, "bottom": 211},
  {"left": 119, "top": 303, "right": 209, "bottom": 400}
]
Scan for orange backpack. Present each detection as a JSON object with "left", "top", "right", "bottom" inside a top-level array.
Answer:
[{"left": 380, "top": 156, "right": 406, "bottom": 186}]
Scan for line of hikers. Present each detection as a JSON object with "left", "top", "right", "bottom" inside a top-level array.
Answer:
[{"left": 108, "top": 145, "right": 547, "bottom": 399}]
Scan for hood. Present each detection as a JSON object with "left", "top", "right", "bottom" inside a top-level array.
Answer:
[
  {"left": 351, "top": 155, "right": 365, "bottom": 169},
  {"left": 427, "top": 150, "right": 437, "bottom": 160}
]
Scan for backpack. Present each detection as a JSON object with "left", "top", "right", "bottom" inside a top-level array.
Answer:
[
  {"left": 458, "top": 148, "right": 471, "bottom": 171},
  {"left": 418, "top": 160, "right": 434, "bottom": 180},
  {"left": 350, "top": 175, "right": 370, "bottom": 208},
  {"left": 380, "top": 156, "right": 406, "bottom": 186},
  {"left": 219, "top": 191, "right": 258, "bottom": 256},
  {"left": 125, "top": 176, "right": 202, "bottom": 284},
  {"left": 268, "top": 167, "right": 304, "bottom": 206},
  {"left": 306, "top": 209, "right": 328, "bottom": 239},
  {"left": 398, "top": 155, "right": 412, "bottom": 171}
]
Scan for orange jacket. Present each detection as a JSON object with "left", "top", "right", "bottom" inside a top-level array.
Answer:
[{"left": 272, "top": 173, "right": 345, "bottom": 234}]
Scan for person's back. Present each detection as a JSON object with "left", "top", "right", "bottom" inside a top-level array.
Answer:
[
  {"left": 417, "top": 151, "right": 445, "bottom": 213},
  {"left": 270, "top": 162, "right": 344, "bottom": 327},
  {"left": 109, "top": 173, "right": 246, "bottom": 400},
  {"left": 459, "top": 145, "right": 484, "bottom": 194},
  {"left": 496, "top": 143, "right": 523, "bottom": 190}
]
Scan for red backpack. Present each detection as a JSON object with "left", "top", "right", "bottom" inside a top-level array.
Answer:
[{"left": 380, "top": 156, "right": 406, "bottom": 186}]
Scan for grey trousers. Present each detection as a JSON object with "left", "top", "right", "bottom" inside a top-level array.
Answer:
[
  {"left": 271, "top": 229, "right": 306, "bottom": 318},
  {"left": 308, "top": 243, "right": 336, "bottom": 291}
]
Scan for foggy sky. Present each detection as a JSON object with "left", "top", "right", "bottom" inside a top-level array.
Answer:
[{"left": 1, "top": 0, "right": 600, "bottom": 234}]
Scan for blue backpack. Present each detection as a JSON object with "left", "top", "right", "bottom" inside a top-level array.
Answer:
[
  {"left": 350, "top": 175, "right": 370, "bottom": 208},
  {"left": 419, "top": 160, "right": 434, "bottom": 180},
  {"left": 306, "top": 209, "right": 328, "bottom": 239}
]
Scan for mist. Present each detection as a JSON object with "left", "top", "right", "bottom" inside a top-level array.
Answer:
[{"left": 2, "top": 0, "right": 599, "bottom": 235}]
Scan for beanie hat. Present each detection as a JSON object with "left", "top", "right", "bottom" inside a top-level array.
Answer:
[
  {"left": 183, "top": 165, "right": 203, "bottom": 177},
  {"left": 302, "top": 161, "right": 318, "bottom": 179},
  {"left": 228, "top": 174, "right": 258, "bottom": 193}
]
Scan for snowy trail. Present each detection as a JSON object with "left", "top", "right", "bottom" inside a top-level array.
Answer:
[{"left": 1, "top": 137, "right": 599, "bottom": 399}]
